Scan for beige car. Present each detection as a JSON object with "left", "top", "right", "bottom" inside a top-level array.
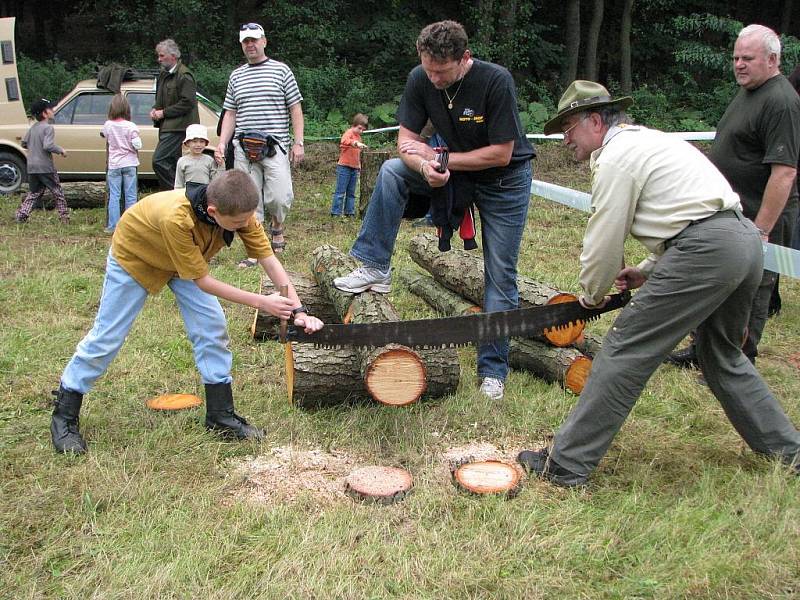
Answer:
[{"left": 0, "top": 17, "right": 221, "bottom": 194}]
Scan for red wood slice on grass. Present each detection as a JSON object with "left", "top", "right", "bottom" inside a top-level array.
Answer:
[
  {"left": 452, "top": 460, "right": 522, "bottom": 497},
  {"left": 345, "top": 466, "right": 413, "bottom": 504}
]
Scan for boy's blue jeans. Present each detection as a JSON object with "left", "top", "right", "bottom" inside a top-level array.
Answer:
[
  {"left": 350, "top": 157, "right": 532, "bottom": 381},
  {"left": 331, "top": 164, "right": 359, "bottom": 215},
  {"left": 61, "top": 251, "right": 233, "bottom": 394},
  {"left": 107, "top": 166, "right": 138, "bottom": 230}
]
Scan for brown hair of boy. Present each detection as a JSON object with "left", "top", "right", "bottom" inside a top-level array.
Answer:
[
  {"left": 107, "top": 94, "right": 132, "bottom": 121},
  {"left": 351, "top": 113, "right": 369, "bottom": 127},
  {"left": 206, "top": 169, "right": 260, "bottom": 215}
]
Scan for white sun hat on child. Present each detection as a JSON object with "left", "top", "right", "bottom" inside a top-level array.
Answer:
[{"left": 183, "top": 124, "right": 209, "bottom": 144}]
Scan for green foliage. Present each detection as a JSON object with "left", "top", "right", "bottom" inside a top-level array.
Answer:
[
  {"left": 518, "top": 101, "right": 551, "bottom": 133},
  {"left": 16, "top": 54, "right": 95, "bottom": 111}
]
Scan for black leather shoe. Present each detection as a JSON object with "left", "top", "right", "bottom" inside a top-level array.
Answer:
[
  {"left": 51, "top": 387, "right": 88, "bottom": 454},
  {"left": 665, "top": 345, "right": 699, "bottom": 369},
  {"left": 517, "top": 448, "right": 587, "bottom": 488},
  {"left": 204, "top": 383, "right": 264, "bottom": 440}
]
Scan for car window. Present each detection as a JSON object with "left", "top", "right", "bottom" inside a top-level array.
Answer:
[
  {"left": 54, "top": 92, "right": 112, "bottom": 125},
  {"left": 127, "top": 92, "right": 154, "bottom": 126}
]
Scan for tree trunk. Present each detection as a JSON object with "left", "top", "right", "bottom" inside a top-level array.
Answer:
[
  {"left": 21, "top": 181, "right": 108, "bottom": 209},
  {"left": 358, "top": 150, "right": 392, "bottom": 218},
  {"left": 562, "top": 0, "right": 581, "bottom": 86},
  {"left": 620, "top": 0, "right": 635, "bottom": 93},
  {"left": 252, "top": 271, "right": 341, "bottom": 340},
  {"left": 781, "top": 0, "right": 794, "bottom": 33},
  {"left": 311, "top": 244, "right": 461, "bottom": 404},
  {"left": 290, "top": 343, "right": 368, "bottom": 409},
  {"left": 407, "top": 233, "right": 584, "bottom": 346},
  {"left": 584, "top": 0, "right": 604, "bottom": 80},
  {"left": 400, "top": 268, "right": 592, "bottom": 394}
]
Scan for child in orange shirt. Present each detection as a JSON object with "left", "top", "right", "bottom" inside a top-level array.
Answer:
[{"left": 330, "top": 113, "right": 368, "bottom": 216}]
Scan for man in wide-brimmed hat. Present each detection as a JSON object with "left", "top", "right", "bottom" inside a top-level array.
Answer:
[{"left": 517, "top": 80, "right": 800, "bottom": 487}]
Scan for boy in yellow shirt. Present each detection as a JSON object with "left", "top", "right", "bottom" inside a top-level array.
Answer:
[{"left": 51, "top": 170, "right": 323, "bottom": 454}]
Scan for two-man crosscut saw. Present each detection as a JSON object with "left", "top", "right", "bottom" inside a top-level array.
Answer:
[{"left": 283, "top": 291, "right": 630, "bottom": 349}]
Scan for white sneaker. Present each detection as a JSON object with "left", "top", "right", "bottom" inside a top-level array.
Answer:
[
  {"left": 333, "top": 266, "right": 392, "bottom": 293},
  {"left": 479, "top": 377, "right": 504, "bottom": 400}
]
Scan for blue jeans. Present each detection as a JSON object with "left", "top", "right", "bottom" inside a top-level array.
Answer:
[
  {"left": 61, "top": 251, "right": 233, "bottom": 394},
  {"left": 350, "top": 157, "right": 532, "bottom": 380},
  {"left": 331, "top": 164, "right": 359, "bottom": 215},
  {"left": 107, "top": 166, "right": 138, "bottom": 230}
]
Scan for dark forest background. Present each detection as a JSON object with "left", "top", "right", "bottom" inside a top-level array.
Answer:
[{"left": 4, "top": 0, "right": 800, "bottom": 134}]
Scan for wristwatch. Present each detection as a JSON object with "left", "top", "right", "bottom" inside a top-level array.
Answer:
[{"left": 291, "top": 305, "right": 309, "bottom": 317}]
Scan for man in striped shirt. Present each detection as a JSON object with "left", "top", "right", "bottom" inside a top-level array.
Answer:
[{"left": 215, "top": 23, "right": 305, "bottom": 263}]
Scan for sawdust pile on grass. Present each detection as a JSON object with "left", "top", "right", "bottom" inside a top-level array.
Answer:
[{"left": 226, "top": 446, "right": 358, "bottom": 507}]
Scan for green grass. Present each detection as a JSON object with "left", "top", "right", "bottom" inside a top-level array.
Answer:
[{"left": 1, "top": 143, "right": 799, "bottom": 598}]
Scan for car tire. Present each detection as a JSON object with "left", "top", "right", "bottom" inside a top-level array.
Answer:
[{"left": 0, "top": 151, "right": 26, "bottom": 195}]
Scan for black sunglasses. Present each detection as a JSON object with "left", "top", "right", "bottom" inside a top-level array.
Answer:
[{"left": 239, "top": 23, "right": 262, "bottom": 31}]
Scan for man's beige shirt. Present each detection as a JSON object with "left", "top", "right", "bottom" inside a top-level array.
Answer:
[
  {"left": 112, "top": 189, "right": 272, "bottom": 294},
  {"left": 580, "top": 125, "right": 742, "bottom": 305}
]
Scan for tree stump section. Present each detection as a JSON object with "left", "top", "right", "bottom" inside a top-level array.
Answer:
[
  {"left": 252, "top": 271, "right": 341, "bottom": 340},
  {"left": 408, "top": 233, "right": 584, "bottom": 346},
  {"left": 291, "top": 344, "right": 368, "bottom": 408},
  {"left": 402, "top": 269, "right": 592, "bottom": 394},
  {"left": 452, "top": 460, "right": 522, "bottom": 497},
  {"left": 358, "top": 150, "right": 392, "bottom": 218},
  {"left": 311, "top": 244, "right": 461, "bottom": 404},
  {"left": 345, "top": 466, "right": 413, "bottom": 504},
  {"left": 20, "top": 181, "right": 108, "bottom": 209}
]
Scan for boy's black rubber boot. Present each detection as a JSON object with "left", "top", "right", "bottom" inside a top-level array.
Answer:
[
  {"left": 51, "top": 386, "right": 88, "bottom": 454},
  {"left": 204, "top": 383, "right": 264, "bottom": 440},
  {"left": 665, "top": 345, "right": 699, "bottom": 369},
  {"left": 517, "top": 448, "right": 588, "bottom": 488}
]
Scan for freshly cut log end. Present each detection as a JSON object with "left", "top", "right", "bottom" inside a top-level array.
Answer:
[
  {"left": 345, "top": 466, "right": 413, "bottom": 504},
  {"left": 564, "top": 355, "right": 592, "bottom": 394},
  {"left": 541, "top": 293, "right": 584, "bottom": 346},
  {"left": 146, "top": 394, "right": 203, "bottom": 411},
  {"left": 364, "top": 347, "right": 427, "bottom": 406},
  {"left": 452, "top": 460, "right": 522, "bottom": 498}
]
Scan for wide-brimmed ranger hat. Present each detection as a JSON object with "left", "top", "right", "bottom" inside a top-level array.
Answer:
[{"left": 543, "top": 81, "right": 633, "bottom": 135}]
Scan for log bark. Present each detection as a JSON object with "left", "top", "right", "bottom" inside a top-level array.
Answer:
[
  {"left": 509, "top": 338, "right": 592, "bottom": 394},
  {"left": 358, "top": 150, "right": 392, "bottom": 218},
  {"left": 311, "top": 244, "right": 461, "bottom": 403},
  {"left": 290, "top": 343, "right": 368, "bottom": 409},
  {"left": 572, "top": 330, "right": 604, "bottom": 358},
  {"left": 401, "top": 268, "right": 592, "bottom": 394},
  {"left": 252, "top": 271, "right": 341, "bottom": 340},
  {"left": 20, "top": 181, "right": 108, "bottom": 209},
  {"left": 408, "top": 233, "right": 584, "bottom": 346}
]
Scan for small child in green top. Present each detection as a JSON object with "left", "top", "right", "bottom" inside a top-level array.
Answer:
[{"left": 174, "top": 124, "right": 219, "bottom": 188}]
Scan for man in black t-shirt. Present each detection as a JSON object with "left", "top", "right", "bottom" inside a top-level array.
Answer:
[
  {"left": 669, "top": 24, "right": 800, "bottom": 367},
  {"left": 334, "top": 20, "right": 535, "bottom": 400}
]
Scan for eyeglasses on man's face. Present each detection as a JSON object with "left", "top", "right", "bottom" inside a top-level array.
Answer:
[{"left": 561, "top": 115, "right": 587, "bottom": 137}]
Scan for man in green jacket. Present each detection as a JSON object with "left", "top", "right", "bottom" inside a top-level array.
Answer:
[{"left": 149, "top": 39, "right": 199, "bottom": 190}]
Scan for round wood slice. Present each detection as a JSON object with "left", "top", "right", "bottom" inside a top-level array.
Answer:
[
  {"left": 146, "top": 393, "right": 203, "bottom": 411},
  {"left": 564, "top": 355, "right": 592, "bottom": 394},
  {"left": 453, "top": 460, "right": 522, "bottom": 497},
  {"left": 365, "top": 348, "right": 427, "bottom": 406},
  {"left": 542, "top": 293, "right": 585, "bottom": 347},
  {"left": 345, "top": 466, "right": 413, "bottom": 504}
]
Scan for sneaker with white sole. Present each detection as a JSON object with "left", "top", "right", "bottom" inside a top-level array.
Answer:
[
  {"left": 479, "top": 377, "right": 504, "bottom": 400},
  {"left": 333, "top": 266, "right": 392, "bottom": 293}
]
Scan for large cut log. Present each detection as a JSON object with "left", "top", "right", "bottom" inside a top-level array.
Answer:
[
  {"left": 572, "top": 330, "right": 604, "bottom": 358},
  {"left": 20, "top": 181, "right": 108, "bottom": 209},
  {"left": 408, "top": 233, "right": 584, "bottom": 346},
  {"left": 311, "top": 244, "right": 461, "bottom": 404},
  {"left": 401, "top": 269, "right": 592, "bottom": 394},
  {"left": 252, "top": 271, "right": 341, "bottom": 340},
  {"left": 291, "top": 343, "right": 368, "bottom": 408},
  {"left": 358, "top": 150, "right": 392, "bottom": 218}
]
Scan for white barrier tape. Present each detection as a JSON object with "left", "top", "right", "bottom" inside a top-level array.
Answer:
[{"left": 531, "top": 179, "right": 799, "bottom": 279}]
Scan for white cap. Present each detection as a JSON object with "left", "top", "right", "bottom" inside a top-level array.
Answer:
[
  {"left": 183, "top": 124, "right": 209, "bottom": 144},
  {"left": 239, "top": 23, "right": 265, "bottom": 43}
]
